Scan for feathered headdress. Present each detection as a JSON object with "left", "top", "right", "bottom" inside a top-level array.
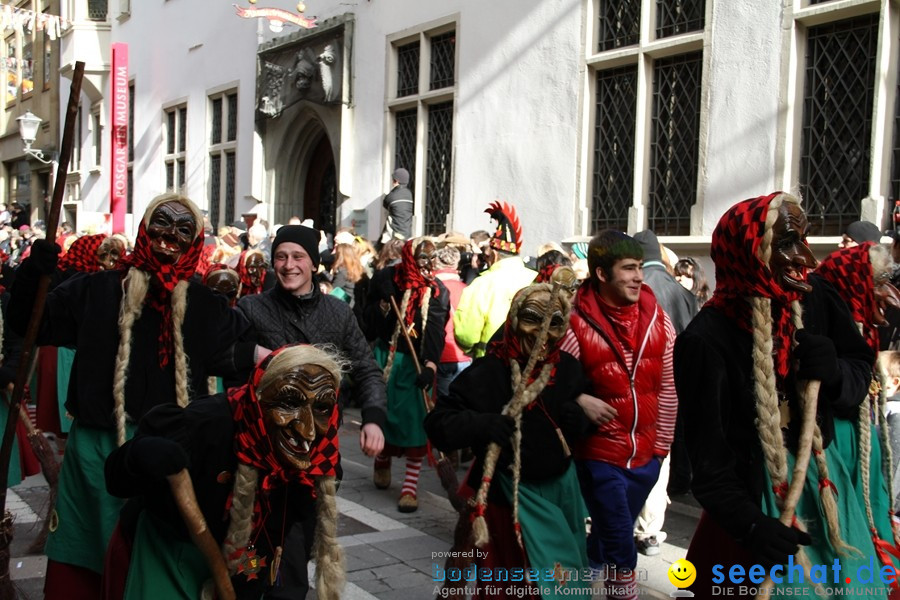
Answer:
[{"left": 486, "top": 201, "right": 523, "bottom": 255}]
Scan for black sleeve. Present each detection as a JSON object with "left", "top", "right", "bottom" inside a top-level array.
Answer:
[
  {"left": 555, "top": 357, "right": 591, "bottom": 444},
  {"left": 105, "top": 404, "right": 188, "bottom": 498},
  {"left": 421, "top": 282, "right": 450, "bottom": 365},
  {"left": 805, "top": 276, "right": 875, "bottom": 417},
  {"left": 674, "top": 329, "right": 765, "bottom": 542},
  {"left": 340, "top": 306, "right": 387, "bottom": 429},
  {"left": 424, "top": 358, "right": 500, "bottom": 453}
]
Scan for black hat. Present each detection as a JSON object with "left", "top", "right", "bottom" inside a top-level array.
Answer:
[{"left": 272, "top": 225, "right": 320, "bottom": 268}]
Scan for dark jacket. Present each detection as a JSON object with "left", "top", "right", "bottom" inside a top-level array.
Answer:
[
  {"left": 381, "top": 185, "right": 413, "bottom": 241},
  {"left": 237, "top": 284, "right": 387, "bottom": 429},
  {"left": 425, "top": 353, "right": 590, "bottom": 502},
  {"left": 673, "top": 275, "right": 874, "bottom": 542},
  {"left": 8, "top": 262, "right": 254, "bottom": 429},
  {"left": 364, "top": 266, "right": 450, "bottom": 366}
]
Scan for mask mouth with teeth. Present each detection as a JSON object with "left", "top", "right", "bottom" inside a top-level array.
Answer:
[
  {"left": 257, "top": 364, "right": 337, "bottom": 471},
  {"left": 146, "top": 201, "right": 197, "bottom": 265}
]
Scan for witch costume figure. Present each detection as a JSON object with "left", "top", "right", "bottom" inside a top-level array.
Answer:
[
  {"left": 366, "top": 237, "right": 449, "bottom": 512},
  {"left": 814, "top": 241, "right": 900, "bottom": 582},
  {"left": 8, "top": 193, "right": 254, "bottom": 600},
  {"left": 674, "top": 192, "right": 889, "bottom": 598},
  {"left": 425, "top": 283, "right": 592, "bottom": 600},
  {"left": 104, "top": 344, "right": 345, "bottom": 600}
]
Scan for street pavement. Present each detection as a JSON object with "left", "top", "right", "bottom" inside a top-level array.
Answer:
[{"left": 5, "top": 406, "right": 701, "bottom": 599}]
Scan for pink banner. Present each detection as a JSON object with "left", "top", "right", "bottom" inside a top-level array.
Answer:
[{"left": 110, "top": 43, "right": 128, "bottom": 233}]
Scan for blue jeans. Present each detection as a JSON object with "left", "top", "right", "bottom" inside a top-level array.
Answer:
[
  {"left": 435, "top": 361, "right": 471, "bottom": 398},
  {"left": 576, "top": 458, "right": 661, "bottom": 571}
]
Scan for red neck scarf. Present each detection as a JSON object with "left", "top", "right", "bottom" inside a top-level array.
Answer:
[
  {"left": 195, "top": 243, "right": 217, "bottom": 279},
  {"left": 706, "top": 193, "right": 804, "bottom": 380},
  {"left": 121, "top": 215, "right": 204, "bottom": 367},
  {"left": 226, "top": 344, "right": 341, "bottom": 493},
  {"left": 58, "top": 233, "right": 107, "bottom": 273},
  {"left": 237, "top": 250, "right": 266, "bottom": 297},
  {"left": 815, "top": 242, "right": 879, "bottom": 353},
  {"left": 393, "top": 239, "right": 439, "bottom": 327}
]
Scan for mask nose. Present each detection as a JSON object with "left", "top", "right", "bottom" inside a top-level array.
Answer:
[{"left": 289, "top": 406, "right": 316, "bottom": 442}]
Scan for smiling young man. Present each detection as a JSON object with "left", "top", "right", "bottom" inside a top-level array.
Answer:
[{"left": 558, "top": 229, "right": 677, "bottom": 600}]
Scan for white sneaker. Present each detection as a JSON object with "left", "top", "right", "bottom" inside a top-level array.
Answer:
[{"left": 636, "top": 535, "right": 660, "bottom": 556}]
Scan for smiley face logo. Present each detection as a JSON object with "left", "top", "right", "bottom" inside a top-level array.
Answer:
[{"left": 667, "top": 559, "right": 696, "bottom": 589}]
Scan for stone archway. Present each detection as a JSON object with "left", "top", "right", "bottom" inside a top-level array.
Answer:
[{"left": 303, "top": 135, "right": 337, "bottom": 234}]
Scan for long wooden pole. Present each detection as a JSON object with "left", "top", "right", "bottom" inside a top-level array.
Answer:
[{"left": 0, "top": 64, "right": 84, "bottom": 596}]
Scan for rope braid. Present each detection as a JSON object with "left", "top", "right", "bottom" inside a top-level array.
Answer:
[
  {"left": 221, "top": 464, "right": 259, "bottom": 571},
  {"left": 507, "top": 360, "right": 553, "bottom": 549},
  {"left": 313, "top": 476, "right": 345, "bottom": 600},
  {"left": 113, "top": 268, "right": 150, "bottom": 446},
  {"left": 171, "top": 280, "right": 191, "bottom": 408},
  {"left": 751, "top": 297, "right": 789, "bottom": 505},
  {"left": 419, "top": 291, "right": 430, "bottom": 357},
  {"left": 860, "top": 389, "right": 877, "bottom": 530},
  {"left": 875, "top": 364, "right": 900, "bottom": 546},
  {"left": 382, "top": 289, "right": 412, "bottom": 383}
]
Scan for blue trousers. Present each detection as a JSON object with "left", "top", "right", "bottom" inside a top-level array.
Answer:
[{"left": 576, "top": 458, "right": 661, "bottom": 571}]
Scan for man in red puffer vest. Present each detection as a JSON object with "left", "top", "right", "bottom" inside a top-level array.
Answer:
[{"left": 559, "top": 230, "right": 677, "bottom": 600}]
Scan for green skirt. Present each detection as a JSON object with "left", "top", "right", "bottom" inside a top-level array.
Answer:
[
  {"left": 56, "top": 347, "right": 75, "bottom": 434},
  {"left": 496, "top": 464, "right": 591, "bottom": 599},
  {"left": 760, "top": 438, "right": 894, "bottom": 595},
  {"left": 124, "top": 512, "right": 209, "bottom": 600},
  {"left": 45, "top": 422, "right": 133, "bottom": 573},
  {"left": 374, "top": 340, "right": 427, "bottom": 448}
]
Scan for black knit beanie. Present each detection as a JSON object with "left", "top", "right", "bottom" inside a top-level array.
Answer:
[{"left": 272, "top": 225, "right": 320, "bottom": 268}]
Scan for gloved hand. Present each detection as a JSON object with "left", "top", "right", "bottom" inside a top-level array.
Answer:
[
  {"left": 28, "top": 238, "right": 60, "bottom": 275},
  {"left": 415, "top": 365, "right": 435, "bottom": 389},
  {"left": 745, "top": 515, "right": 812, "bottom": 568},
  {"left": 478, "top": 413, "right": 515, "bottom": 448},
  {"left": 127, "top": 436, "right": 188, "bottom": 480},
  {"left": 794, "top": 330, "right": 841, "bottom": 386}
]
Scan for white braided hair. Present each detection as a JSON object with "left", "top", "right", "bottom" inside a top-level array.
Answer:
[{"left": 112, "top": 193, "right": 204, "bottom": 446}]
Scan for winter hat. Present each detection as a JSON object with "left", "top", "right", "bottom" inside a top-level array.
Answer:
[
  {"left": 272, "top": 225, "right": 320, "bottom": 268},
  {"left": 633, "top": 230, "right": 663, "bottom": 263},
  {"left": 392, "top": 168, "right": 410, "bottom": 186},
  {"left": 844, "top": 220, "right": 881, "bottom": 244}
]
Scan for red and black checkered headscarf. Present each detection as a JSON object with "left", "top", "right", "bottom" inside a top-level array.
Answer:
[
  {"left": 195, "top": 243, "right": 217, "bottom": 278},
  {"left": 58, "top": 233, "right": 107, "bottom": 273},
  {"left": 237, "top": 250, "right": 267, "bottom": 298},
  {"left": 815, "top": 242, "right": 879, "bottom": 353},
  {"left": 226, "top": 344, "right": 341, "bottom": 492},
  {"left": 707, "top": 193, "right": 807, "bottom": 379},
  {"left": 121, "top": 202, "right": 204, "bottom": 367},
  {"left": 393, "top": 239, "right": 441, "bottom": 327}
]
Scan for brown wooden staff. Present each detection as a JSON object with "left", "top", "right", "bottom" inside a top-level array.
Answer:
[
  {"left": 0, "top": 62, "right": 84, "bottom": 600},
  {"left": 168, "top": 469, "right": 235, "bottom": 600}
]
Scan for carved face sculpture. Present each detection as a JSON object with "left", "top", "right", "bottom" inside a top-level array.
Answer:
[
  {"left": 415, "top": 240, "right": 436, "bottom": 281},
  {"left": 96, "top": 237, "right": 125, "bottom": 271},
  {"left": 245, "top": 252, "right": 267, "bottom": 286},
  {"left": 549, "top": 265, "right": 579, "bottom": 301},
  {"left": 147, "top": 202, "right": 196, "bottom": 264},
  {"left": 514, "top": 288, "right": 567, "bottom": 360},
  {"left": 205, "top": 269, "right": 240, "bottom": 305},
  {"left": 768, "top": 202, "right": 817, "bottom": 294},
  {"left": 258, "top": 364, "right": 337, "bottom": 470}
]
